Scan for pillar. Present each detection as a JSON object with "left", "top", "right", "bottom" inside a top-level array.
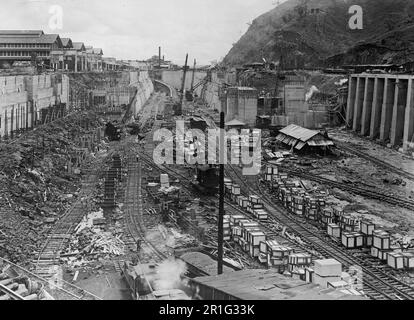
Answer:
[
  {"left": 346, "top": 76, "right": 357, "bottom": 126},
  {"left": 403, "top": 78, "right": 414, "bottom": 151},
  {"left": 370, "top": 77, "right": 384, "bottom": 139},
  {"left": 74, "top": 55, "right": 78, "bottom": 73},
  {"left": 380, "top": 78, "right": 395, "bottom": 142},
  {"left": 361, "top": 77, "right": 375, "bottom": 135},
  {"left": 353, "top": 77, "right": 365, "bottom": 131},
  {"left": 390, "top": 79, "right": 407, "bottom": 146}
]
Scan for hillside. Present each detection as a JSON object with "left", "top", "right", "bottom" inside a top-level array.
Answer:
[{"left": 223, "top": 0, "right": 414, "bottom": 68}]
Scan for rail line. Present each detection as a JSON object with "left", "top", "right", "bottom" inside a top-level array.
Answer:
[
  {"left": 334, "top": 140, "right": 414, "bottom": 182},
  {"left": 228, "top": 163, "right": 414, "bottom": 300},
  {"left": 265, "top": 161, "right": 414, "bottom": 211}
]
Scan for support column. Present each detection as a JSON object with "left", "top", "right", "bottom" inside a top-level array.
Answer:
[
  {"left": 390, "top": 79, "right": 407, "bottom": 146},
  {"left": 403, "top": 78, "right": 414, "bottom": 151},
  {"left": 346, "top": 76, "right": 357, "bottom": 126},
  {"left": 361, "top": 77, "right": 375, "bottom": 135},
  {"left": 74, "top": 55, "right": 78, "bottom": 73},
  {"left": 380, "top": 78, "right": 395, "bottom": 142},
  {"left": 353, "top": 77, "right": 365, "bottom": 131},
  {"left": 370, "top": 77, "right": 384, "bottom": 139}
]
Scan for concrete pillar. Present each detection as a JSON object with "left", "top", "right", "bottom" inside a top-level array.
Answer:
[
  {"left": 390, "top": 79, "right": 407, "bottom": 146},
  {"left": 380, "top": 78, "right": 395, "bottom": 142},
  {"left": 403, "top": 78, "right": 414, "bottom": 151},
  {"left": 346, "top": 76, "right": 357, "bottom": 126},
  {"left": 370, "top": 77, "right": 384, "bottom": 139},
  {"left": 74, "top": 55, "right": 78, "bottom": 73},
  {"left": 361, "top": 77, "right": 375, "bottom": 135},
  {"left": 353, "top": 77, "right": 365, "bottom": 131}
]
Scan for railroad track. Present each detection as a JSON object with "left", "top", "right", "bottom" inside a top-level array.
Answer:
[
  {"left": 265, "top": 161, "right": 414, "bottom": 211},
  {"left": 228, "top": 163, "right": 414, "bottom": 300},
  {"left": 335, "top": 140, "right": 414, "bottom": 182}
]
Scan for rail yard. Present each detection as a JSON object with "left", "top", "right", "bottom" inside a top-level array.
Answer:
[{"left": 2, "top": 0, "right": 414, "bottom": 303}]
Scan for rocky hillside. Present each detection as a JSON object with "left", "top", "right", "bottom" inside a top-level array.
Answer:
[{"left": 223, "top": 0, "right": 414, "bottom": 67}]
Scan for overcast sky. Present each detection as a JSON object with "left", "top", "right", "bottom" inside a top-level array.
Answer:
[{"left": 0, "top": 0, "right": 287, "bottom": 65}]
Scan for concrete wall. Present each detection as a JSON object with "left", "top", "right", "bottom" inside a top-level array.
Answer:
[
  {"left": 161, "top": 70, "right": 207, "bottom": 91},
  {"left": 221, "top": 87, "right": 258, "bottom": 126},
  {"left": 131, "top": 70, "right": 154, "bottom": 115},
  {"left": 346, "top": 74, "right": 414, "bottom": 152}
]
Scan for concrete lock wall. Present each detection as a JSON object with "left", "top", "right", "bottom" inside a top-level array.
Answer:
[
  {"left": 0, "top": 73, "right": 69, "bottom": 139},
  {"left": 346, "top": 74, "right": 414, "bottom": 152},
  {"left": 161, "top": 70, "right": 207, "bottom": 91},
  {"left": 130, "top": 70, "right": 154, "bottom": 115},
  {"left": 222, "top": 87, "right": 258, "bottom": 126}
]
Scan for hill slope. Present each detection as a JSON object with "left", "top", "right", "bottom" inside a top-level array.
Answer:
[{"left": 223, "top": 0, "right": 414, "bottom": 67}]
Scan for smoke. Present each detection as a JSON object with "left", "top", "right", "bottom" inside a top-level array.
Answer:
[
  {"left": 305, "top": 85, "right": 319, "bottom": 102},
  {"left": 151, "top": 258, "right": 188, "bottom": 291}
]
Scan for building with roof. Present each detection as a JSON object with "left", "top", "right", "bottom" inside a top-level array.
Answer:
[
  {"left": 275, "top": 124, "right": 334, "bottom": 151},
  {"left": 0, "top": 30, "right": 63, "bottom": 67},
  {"left": 190, "top": 269, "right": 366, "bottom": 300},
  {"left": 85, "top": 46, "right": 104, "bottom": 71}
]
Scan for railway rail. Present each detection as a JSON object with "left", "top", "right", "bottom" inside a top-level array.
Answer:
[
  {"left": 334, "top": 140, "right": 414, "bottom": 182},
  {"left": 228, "top": 162, "right": 414, "bottom": 300},
  {"left": 264, "top": 160, "right": 414, "bottom": 211}
]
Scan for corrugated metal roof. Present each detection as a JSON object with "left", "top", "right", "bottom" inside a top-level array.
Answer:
[
  {"left": 192, "top": 269, "right": 367, "bottom": 300},
  {"left": 279, "top": 124, "right": 320, "bottom": 142}
]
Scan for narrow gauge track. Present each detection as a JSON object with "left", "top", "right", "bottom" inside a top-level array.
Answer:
[
  {"left": 228, "top": 163, "right": 414, "bottom": 300},
  {"left": 32, "top": 146, "right": 125, "bottom": 300},
  {"left": 265, "top": 161, "right": 414, "bottom": 211},
  {"left": 139, "top": 152, "right": 323, "bottom": 264},
  {"left": 122, "top": 151, "right": 209, "bottom": 278},
  {"left": 334, "top": 140, "right": 414, "bottom": 182}
]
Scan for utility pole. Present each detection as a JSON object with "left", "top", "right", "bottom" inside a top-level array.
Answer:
[{"left": 217, "top": 111, "right": 225, "bottom": 274}]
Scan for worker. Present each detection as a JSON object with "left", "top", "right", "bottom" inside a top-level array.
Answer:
[{"left": 136, "top": 239, "right": 142, "bottom": 252}]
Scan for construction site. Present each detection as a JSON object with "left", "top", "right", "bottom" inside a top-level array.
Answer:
[{"left": 1, "top": 0, "right": 414, "bottom": 302}]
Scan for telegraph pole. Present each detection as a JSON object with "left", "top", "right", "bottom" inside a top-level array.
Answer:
[{"left": 217, "top": 111, "right": 225, "bottom": 274}]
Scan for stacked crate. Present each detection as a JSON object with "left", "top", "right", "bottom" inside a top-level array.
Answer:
[
  {"left": 247, "top": 195, "right": 263, "bottom": 214},
  {"left": 332, "top": 206, "right": 344, "bottom": 223},
  {"left": 341, "top": 232, "right": 364, "bottom": 249},
  {"left": 338, "top": 215, "right": 359, "bottom": 232},
  {"left": 360, "top": 220, "right": 375, "bottom": 247},
  {"left": 223, "top": 215, "right": 231, "bottom": 241},
  {"left": 229, "top": 215, "right": 245, "bottom": 242},
  {"left": 371, "top": 230, "right": 391, "bottom": 261},
  {"left": 304, "top": 197, "right": 318, "bottom": 220},
  {"left": 291, "top": 195, "right": 304, "bottom": 216},
  {"left": 320, "top": 208, "right": 335, "bottom": 227},
  {"left": 387, "top": 251, "right": 405, "bottom": 270},
  {"left": 238, "top": 220, "right": 261, "bottom": 252},
  {"left": 327, "top": 223, "right": 341, "bottom": 238},
  {"left": 253, "top": 209, "right": 268, "bottom": 220},
  {"left": 231, "top": 184, "right": 241, "bottom": 202},
  {"left": 247, "top": 231, "right": 266, "bottom": 258},
  {"left": 287, "top": 253, "right": 312, "bottom": 273},
  {"left": 259, "top": 240, "right": 294, "bottom": 272},
  {"left": 403, "top": 252, "right": 414, "bottom": 270},
  {"left": 237, "top": 196, "right": 249, "bottom": 210}
]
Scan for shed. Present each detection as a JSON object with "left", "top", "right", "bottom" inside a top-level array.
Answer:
[
  {"left": 190, "top": 269, "right": 367, "bottom": 300},
  {"left": 275, "top": 124, "right": 334, "bottom": 151}
]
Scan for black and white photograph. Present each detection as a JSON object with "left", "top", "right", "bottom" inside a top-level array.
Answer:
[{"left": 0, "top": 0, "right": 414, "bottom": 307}]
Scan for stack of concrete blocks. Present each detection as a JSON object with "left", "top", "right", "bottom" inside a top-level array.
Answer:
[
  {"left": 313, "top": 258, "right": 342, "bottom": 288},
  {"left": 0, "top": 75, "right": 29, "bottom": 138},
  {"left": 346, "top": 74, "right": 414, "bottom": 152},
  {"left": 222, "top": 87, "right": 258, "bottom": 126}
]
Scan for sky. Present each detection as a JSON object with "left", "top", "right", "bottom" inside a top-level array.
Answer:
[{"left": 0, "top": 0, "right": 287, "bottom": 65}]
